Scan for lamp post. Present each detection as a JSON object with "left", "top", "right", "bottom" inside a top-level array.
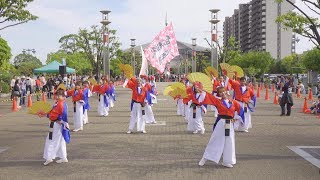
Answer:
[
  {"left": 191, "top": 38, "right": 197, "bottom": 72},
  {"left": 130, "top": 39, "right": 136, "bottom": 76},
  {"left": 100, "top": 10, "right": 111, "bottom": 79},
  {"left": 209, "top": 9, "right": 220, "bottom": 70}
]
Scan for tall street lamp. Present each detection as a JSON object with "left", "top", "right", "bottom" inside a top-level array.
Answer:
[
  {"left": 191, "top": 38, "right": 197, "bottom": 72},
  {"left": 100, "top": 10, "right": 111, "bottom": 79},
  {"left": 130, "top": 39, "right": 136, "bottom": 76},
  {"left": 209, "top": 9, "right": 220, "bottom": 70}
]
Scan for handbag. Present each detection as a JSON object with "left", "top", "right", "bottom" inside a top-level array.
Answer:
[{"left": 13, "top": 90, "right": 20, "bottom": 97}]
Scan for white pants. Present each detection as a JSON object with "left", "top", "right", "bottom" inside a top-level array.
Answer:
[
  {"left": 98, "top": 95, "right": 109, "bottom": 116},
  {"left": 210, "top": 105, "right": 218, "bottom": 117},
  {"left": 144, "top": 104, "right": 156, "bottom": 123},
  {"left": 43, "top": 122, "right": 67, "bottom": 161},
  {"left": 202, "top": 119, "right": 236, "bottom": 165},
  {"left": 177, "top": 99, "right": 185, "bottom": 116},
  {"left": 83, "top": 109, "right": 89, "bottom": 124},
  {"left": 234, "top": 102, "right": 252, "bottom": 131},
  {"left": 187, "top": 106, "right": 205, "bottom": 132},
  {"left": 108, "top": 96, "right": 114, "bottom": 108},
  {"left": 129, "top": 102, "right": 145, "bottom": 131},
  {"left": 73, "top": 101, "right": 84, "bottom": 130},
  {"left": 184, "top": 102, "right": 191, "bottom": 123}
]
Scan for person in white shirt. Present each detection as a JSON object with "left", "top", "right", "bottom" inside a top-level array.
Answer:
[{"left": 10, "top": 76, "right": 16, "bottom": 100}]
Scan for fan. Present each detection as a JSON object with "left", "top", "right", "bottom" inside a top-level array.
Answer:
[
  {"left": 204, "top": 66, "right": 218, "bottom": 78},
  {"left": 88, "top": 78, "right": 98, "bottom": 86},
  {"left": 119, "top": 64, "right": 134, "bottom": 79},
  {"left": 57, "top": 84, "right": 67, "bottom": 91},
  {"left": 163, "top": 86, "right": 173, "bottom": 96},
  {"left": 170, "top": 82, "right": 185, "bottom": 90},
  {"left": 220, "top": 63, "right": 234, "bottom": 78},
  {"left": 170, "top": 87, "right": 188, "bottom": 98},
  {"left": 186, "top": 72, "right": 213, "bottom": 93},
  {"left": 231, "top": 65, "right": 244, "bottom": 78},
  {"left": 29, "top": 101, "right": 52, "bottom": 115}
]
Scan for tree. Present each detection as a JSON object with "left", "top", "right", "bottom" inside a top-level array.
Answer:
[
  {"left": 13, "top": 53, "right": 42, "bottom": 75},
  {"left": 220, "top": 36, "right": 241, "bottom": 63},
  {"left": 0, "top": 0, "right": 38, "bottom": 31},
  {"left": 281, "top": 53, "right": 305, "bottom": 74},
  {"left": 47, "top": 51, "right": 93, "bottom": 75},
  {"left": 229, "top": 51, "right": 275, "bottom": 77},
  {"left": 0, "top": 37, "right": 12, "bottom": 68},
  {"left": 57, "top": 25, "right": 121, "bottom": 77},
  {"left": 276, "top": 0, "right": 320, "bottom": 48},
  {"left": 301, "top": 48, "right": 320, "bottom": 72}
]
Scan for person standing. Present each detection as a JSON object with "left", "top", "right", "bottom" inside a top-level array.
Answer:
[
  {"left": 97, "top": 77, "right": 109, "bottom": 117},
  {"left": 67, "top": 82, "right": 84, "bottom": 132},
  {"left": 82, "top": 81, "right": 92, "bottom": 125},
  {"left": 42, "top": 89, "right": 70, "bottom": 165},
  {"left": 125, "top": 77, "right": 147, "bottom": 134},
  {"left": 199, "top": 87, "right": 244, "bottom": 168},
  {"left": 140, "top": 75, "right": 157, "bottom": 124},
  {"left": 10, "top": 76, "right": 16, "bottom": 100},
  {"left": 20, "top": 76, "right": 27, "bottom": 106},
  {"left": 279, "top": 78, "right": 294, "bottom": 116}
]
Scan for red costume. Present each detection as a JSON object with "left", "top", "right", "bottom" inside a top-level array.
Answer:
[
  {"left": 48, "top": 100, "right": 64, "bottom": 121},
  {"left": 228, "top": 79, "right": 255, "bottom": 103},
  {"left": 126, "top": 77, "right": 147, "bottom": 103}
]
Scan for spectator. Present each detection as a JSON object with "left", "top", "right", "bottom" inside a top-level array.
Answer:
[
  {"left": 13, "top": 79, "right": 21, "bottom": 109},
  {"left": 10, "top": 75, "right": 16, "bottom": 100},
  {"left": 20, "top": 76, "right": 27, "bottom": 106}
]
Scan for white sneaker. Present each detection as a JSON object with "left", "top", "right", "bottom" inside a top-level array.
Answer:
[
  {"left": 73, "top": 129, "right": 79, "bottom": 132},
  {"left": 142, "top": 130, "right": 147, "bottom": 134},
  {"left": 79, "top": 127, "right": 83, "bottom": 131},
  {"left": 126, "top": 130, "right": 132, "bottom": 134},
  {"left": 56, "top": 158, "right": 68, "bottom": 164},
  {"left": 152, "top": 121, "right": 157, "bottom": 124},
  {"left": 200, "top": 129, "right": 205, "bottom": 134},
  {"left": 198, "top": 158, "right": 207, "bottom": 166},
  {"left": 244, "top": 130, "right": 249, "bottom": 133},
  {"left": 222, "top": 163, "right": 233, "bottom": 168},
  {"left": 43, "top": 159, "right": 53, "bottom": 166},
  {"left": 193, "top": 130, "right": 198, "bottom": 134}
]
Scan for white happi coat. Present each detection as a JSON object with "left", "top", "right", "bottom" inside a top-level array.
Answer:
[
  {"left": 187, "top": 92, "right": 206, "bottom": 132},
  {"left": 43, "top": 122, "right": 67, "bottom": 161}
]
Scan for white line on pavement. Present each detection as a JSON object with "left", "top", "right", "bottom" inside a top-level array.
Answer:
[{"left": 288, "top": 146, "right": 320, "bottom": 168}]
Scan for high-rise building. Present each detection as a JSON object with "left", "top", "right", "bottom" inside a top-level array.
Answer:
[{"left": 223, "top": 0, "right": 295, "bottom": 60}]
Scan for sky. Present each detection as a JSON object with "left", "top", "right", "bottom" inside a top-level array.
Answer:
[{"left": 0, "top": 0, "right": 315, "bottom": 64}]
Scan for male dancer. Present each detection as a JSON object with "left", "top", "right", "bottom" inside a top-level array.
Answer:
[
  {"left": 67, "top": 81, "right": 84, "bottom": 132},
  {"left": 141, "top": 75, "right": 157, "bottom": 124},
  {"left": 42, "top": 89, "right": 70, "bottom": 165},
  {"left": 98, "top": 77, "right": 109, "bottom": 117},
  {"left": 126, "top": 77, "right": 147, "bottom": 134}
]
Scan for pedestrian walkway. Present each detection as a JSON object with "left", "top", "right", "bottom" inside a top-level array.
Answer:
[{"left": 0, "top": 82, "right": 319, "bottom": 180}]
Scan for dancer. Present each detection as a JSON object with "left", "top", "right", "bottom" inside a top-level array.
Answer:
[
  {"left": 97, "top": 77, "right": 109, "bottom": 117},
  {"left": 228, "top": 77, "right": 256, "bottom": 132},
  {"left": 125, "top": 77, "right": 147, "bottom": 134},
  {"left": 199, "top": 87, "right": 244, "bottom": 168},
  {"left": 42, "top": 89, "right": 70, "bottom": 165},
  {"left": 67, "top": 81, "right": 84, "bottom": 132},
  {"left": 107, "top": 80, "right": 116, "bottom": 108},
  {"left": 82, "top": 81, "right": 92, "bottom": 125},
  {"left": 141, "top": 75, "right": 157, "bottom": 124},
  {"left": 279, "top": 78, "right": 294, "bottom": 116}
]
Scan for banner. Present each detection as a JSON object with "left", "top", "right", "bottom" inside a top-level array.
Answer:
[
  {"left": 139, "top": 46, "right": 148, "bottom": 76},
  {"left": 144, "top": 23, "right": 179, "bottom": 74}
]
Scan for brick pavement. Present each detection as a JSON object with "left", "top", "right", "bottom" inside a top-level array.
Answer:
[{"left": 0, "top": 83, "right": 319, "bottom": 180}]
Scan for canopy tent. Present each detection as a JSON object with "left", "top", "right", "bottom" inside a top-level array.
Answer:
[{"left": 33, "top": 61, "right": 76, "bottom": 74}]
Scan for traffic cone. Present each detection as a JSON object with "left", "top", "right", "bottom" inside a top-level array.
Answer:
[
  {"left": 257, "top": 86, "right": 261, "bottom": 98},
  {"left": 308, "top": 88, "right": 313, "bottom": 101},
  {"left": 12, "top": 97, "right": 18, "bottom": 112},
  {"left": 27, "top": 94, "right": 32, "bottom": 107},
  {"left": 296, "top": 88, "right": 301, "bottom": 98},
  {"left": 42, "top": 92, "right": 46, "bottom": 102},
  {"left": 302, "top": 97, "right": 311, "bottom": 113},
  {"left": 272, "top": 84, "right": 275, "bottom": 92},
  {"left": 273, "top": 92, "right": 278, "bottom": 104},
  {"left": 265, "top": 87, "right": 270, "bottom": 100}
]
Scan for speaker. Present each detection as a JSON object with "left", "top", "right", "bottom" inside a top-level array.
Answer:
[{"left": 59, "top": 66, "right": 66, "bottom": 76}]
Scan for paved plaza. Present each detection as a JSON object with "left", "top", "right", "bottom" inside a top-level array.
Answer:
[{"left": 0, "top": 82, "right": 319, "bottom": 180}]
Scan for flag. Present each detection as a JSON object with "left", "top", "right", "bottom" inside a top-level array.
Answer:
[
  {"left": 139, "top": 46, "right": 148, "bottom": 76},
  {"left": 144, "top": 23, "right": 179, "bottom": 74}
]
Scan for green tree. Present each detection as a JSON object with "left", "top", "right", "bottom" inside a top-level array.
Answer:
[
  {"left": 221, "top": 36, "right": 241, "bottom": 63},
  {"left": 229, "top": 51, "right": 275, "bottom": 77},
  {"left": 47, "top": 51, "right": 92, "bottom": 75},
  {"left": 276, "top": 0, "right": 320, "bottom": 48},
  {"left": 13, "top": 53, "right": 42, "bottom": 75},
  {"left": 57, "top": 25, "right": 121, "bottom": 77},
  {"left": 280, "top": 53, "right": 305, "bottom": 74},
  {"left": 301, "top": 48, "right": 320, "bottom": 72},
  {"left": 0, "top": 0, "right": 38, "bottom": 30},
  {"left": 0, "top": 37, "right": 12, "bottom": 68}
]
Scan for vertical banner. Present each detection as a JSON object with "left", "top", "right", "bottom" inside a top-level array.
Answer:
[{"left": 144, "top": 23, "right": 179, "bottom": 74}]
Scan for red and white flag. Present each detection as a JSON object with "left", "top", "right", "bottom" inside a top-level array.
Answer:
[{"left": 144, "top": 23, "right": 179, "bottom": 74}]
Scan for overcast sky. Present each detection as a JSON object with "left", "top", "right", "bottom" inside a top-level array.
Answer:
[{"left": 1, "top": 0, "right": 315, "bottom": 64}]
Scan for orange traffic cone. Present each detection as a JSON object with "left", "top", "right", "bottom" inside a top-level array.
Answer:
[
  {"left": 42, "top": 92, "right": 47, "bottom": 102},
  {"left": 27, "top": 94, "right": 32, "bottom": 107},
  {"left": 302, "top": 97, "right": 311, "bottom": 113},
  {"left": 265, "top": 87, "right": 270, "bottom": 100},
  {"left": 12, "top": 97, "right": 18, "bottom": 112},
  {"left": 308, "top": 88, "right": 313, "bottom": 100},
  {"left": 257, "top": 86, "right": 261, "bottom": 98},
  {"left": 296, "top": 88, "right": 301, "bottom": 98},
  {"left": 273, "top": 92, "right": 278, "bottom": 104},
  {"left": 272, "top": 84, "right": 275, "bottom": 92}
]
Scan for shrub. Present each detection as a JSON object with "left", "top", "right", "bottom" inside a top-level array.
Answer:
[{"left": 0, "top": 81, "right": 10, "bottom": 93}]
